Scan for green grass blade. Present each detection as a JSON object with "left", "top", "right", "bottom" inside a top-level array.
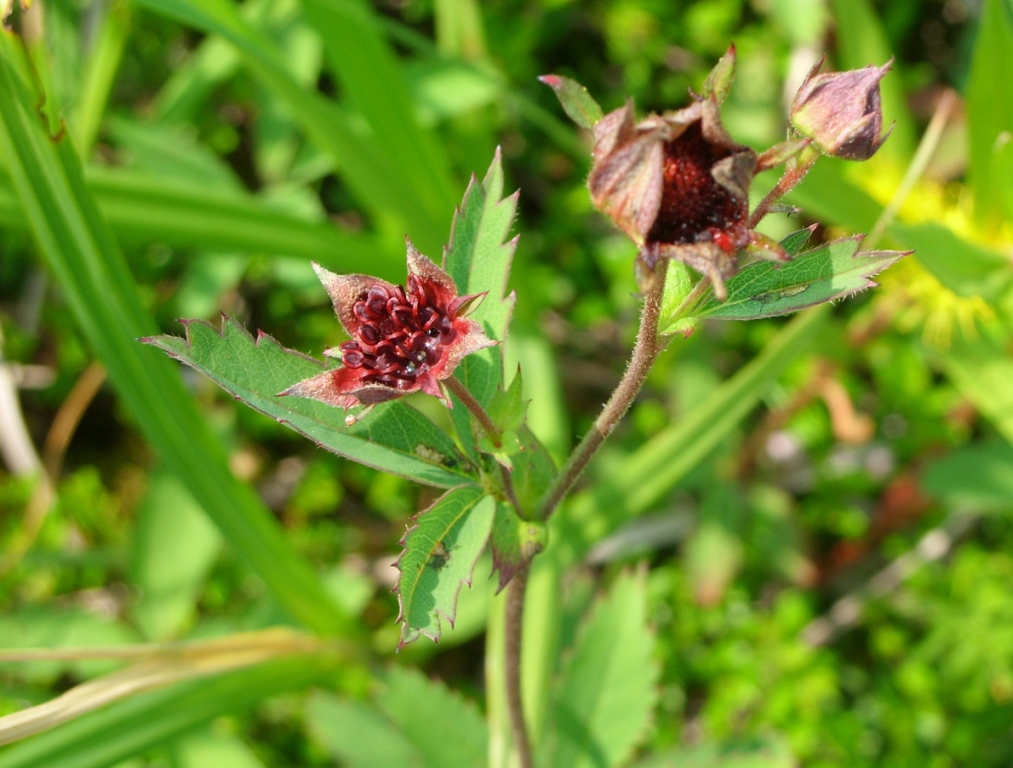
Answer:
[
  {"left": 830, "top": 0, "right": 916, "bottom": 162},
  {"left": 132, "top": 0, "right": 447, "bottom": 252},
  {"left": 966, "top": 0, "right": 1013, "bottom": 229},
  {"left": 71, "top": 0, "right": 130, "bottom": 154},
  {"left": 302, "top": 0, "right": 457, "bottom": 218},
  {"left": 0, "top": 166, "right": 394, "bottom": 272},
  {"left": 0, "top": 36, "right": 346, "bottom": 636},
  {"left": 553, "top": 306, "right": 828, "bottom": 565},
  {"left": 0, "top": 655, "right": 336, "bottom": 768}
]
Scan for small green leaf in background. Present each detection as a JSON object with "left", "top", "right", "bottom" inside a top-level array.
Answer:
[
  {"left": 170, "top": 730, "right": 268, "bottom": 768},
  {"left": 632, "top": 735, "right": 795, "bottom": 768},
  {"left": 143, "top": 317, "right": 472, "bottom": 489},
  {"left": 542, "top": 570, "right": 658, "bottom": 768},
  {"left": 131, "top": 471, "right": 222, "bottom": 641},
  {"left": 698, "top": 237, "right": 908, "bottom": 321},
  {"left": 685, "top": 485, "right": 745, "bottom": 606},
  {"left": 509, "top": 425, "right": 559, "bottom": 515},
  {"left": 307, "top": 666, "right": 487, "bottom": 768},
  {"left": 490, "top": 502, "right": 548, "bottom": 591},
  {"left": 538, "top": 74, "right": 605, "bottom": 129},
  {"left": 893, "top": 221, "right": 1012, "bottom": 301},
  {"left": 396, "top": 486, "right": 496, "bottom": 646},
  {"left": 659, "top": 260, "right": 697, "bottom": 337},
  {"left": 921, "top": 439, "right": 1013, "bottom": 515},
  {"left": 477, "top": 369, "right": 527, "bottom": 465}
]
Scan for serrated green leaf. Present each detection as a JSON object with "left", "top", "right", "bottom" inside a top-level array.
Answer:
[
  {"left": 144, "top": 317, "right": 473, "bottom": 488},
  {"left": 443, "top": 149, "right": 519, "bottom": 454},
  {"left": 490, "top": 502, "right": 548, "bottom": 591},
  {"left": 538, "top": 74, "right": 604, "bottom": 129},
  {"left": 698, "top": 237, "right": 907, "bottom": 321},
  {"left": 306, "top": 666, "right": 488, "bottom": 768},
  {"left": 396, "top": 486, "right": 495, "bottom": 646},
  {"left": 375, "top": 666, "right": 488, "bottom": 767},
  {"left": 779, "top": 224, "right": 819, "bottom": 257},
  {"left": 543, "top": 570, "right": 658, "bottom": 768},
  {"left": 444, "top": 149, "right": 517, "bottom": 370}
]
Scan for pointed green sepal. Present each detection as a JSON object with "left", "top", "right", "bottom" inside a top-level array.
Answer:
[{"left": 539, "top": 74, "right": 605, "bottom": 129}]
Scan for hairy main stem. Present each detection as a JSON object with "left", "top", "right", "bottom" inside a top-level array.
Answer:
[
  {"left": 504, "top": 566, "right": 533, "bottom": 768},
  {"left": 537, "top": 259, "right": 669, "bottom": 521}
]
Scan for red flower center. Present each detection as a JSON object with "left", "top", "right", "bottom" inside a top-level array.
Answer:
[
  {"left": 339, "top": 276, "right": 457, "bottom": 390},
  {"left": 646, "top": 122, "right": 747, "bottom": 253}
]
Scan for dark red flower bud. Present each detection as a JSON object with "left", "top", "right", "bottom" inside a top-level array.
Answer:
[
  {"left": 589, "top": 96, "right": 780, "bottom": 298},
  {"left": 281, "top": 241, "right": 494, "bottom": 411},
  {"left": 789, "top": 58, "right": 893, "bottom": 161}
]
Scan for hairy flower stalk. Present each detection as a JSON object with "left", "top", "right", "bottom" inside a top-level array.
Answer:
[{"left": 282, "top": 241, "right": 494, "bottom": 412}]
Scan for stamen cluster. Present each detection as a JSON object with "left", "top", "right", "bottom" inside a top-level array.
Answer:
[
  {"left": 282, "top": 241, "right": 494, "bottom": 411},
  {"left": 339, "top": 278, "right": 456, "bottom": 390}
]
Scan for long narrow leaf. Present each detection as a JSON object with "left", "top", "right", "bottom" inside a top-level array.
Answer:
[
  {"left": 131, "top": 0, "right": 447, "bottom": 253},
  {"left": 0, "top": 36, "right": 346, "bottom": 636},
  {"left": 0, "top": 654, "right": 336, "bottom": 768},
  {"left": 0, "top": 167, "right": 394, "bottom": 272},
  {"left": 302, "top": 0, "right": 457, "bottom": 217}
]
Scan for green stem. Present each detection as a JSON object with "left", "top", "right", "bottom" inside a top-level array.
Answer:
[
  {"left": 536, "top": 259, "right": 669, "bottom": 521},
  {"left": 446, "top": 376, "right": 501, "bottom": 446}
]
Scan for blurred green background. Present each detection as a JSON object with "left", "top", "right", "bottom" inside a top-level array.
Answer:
[{"left": 1, "top": 0, "right": 1013, "bottom": 765}]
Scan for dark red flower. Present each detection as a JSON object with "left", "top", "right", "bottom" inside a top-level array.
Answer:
[
  {"left": 588, "top": 97, "right": 802, "bottom": 298},
  {"left": 281, "top": 241, "right": 494, "bottom": 411}
]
